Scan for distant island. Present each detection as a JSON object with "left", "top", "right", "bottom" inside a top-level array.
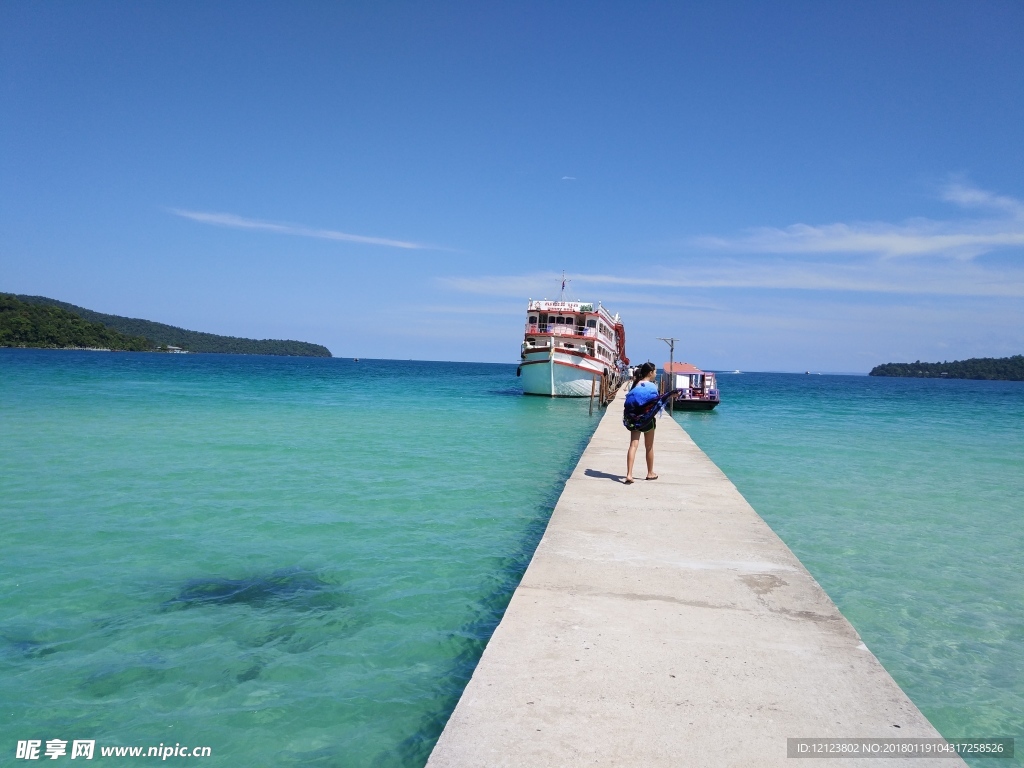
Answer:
[
  {"left": 869, "top": 355, "right": 1024, "bottom": 381},
  {"left": 1, "top": 295, "right": 151, "bottom": 351},
  {"left": 2, "top": 294, "right": 332, "bottom": 357}
]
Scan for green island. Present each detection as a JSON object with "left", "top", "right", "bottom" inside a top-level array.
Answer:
[
  {"left": 1, "top": 295, "right": 150, "bottom": 351},
  {"left": 869, "top": 355, "right": 1024, "bottom": 381},
  {"left": 2, "top": 294, "right": 332, "bottom": 356}
]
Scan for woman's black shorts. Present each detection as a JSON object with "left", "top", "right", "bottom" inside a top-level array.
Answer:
[{"left": 634, "top": 419, "right": 656, "bottom": 434}]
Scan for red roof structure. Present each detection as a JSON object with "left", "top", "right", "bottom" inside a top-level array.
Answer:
[{"left": 663, "top": 361, "right": 704, "bottom": 374}]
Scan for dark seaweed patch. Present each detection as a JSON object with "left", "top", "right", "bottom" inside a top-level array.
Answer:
[
  {"left": 163, "top": 567, "right": 346, "bottom": 612},
  {"left": 236, "top": 661, "right": 263, "bottom": 683},
  {"left": 0, "top": 636, "right": 59, "bottom": 660}
]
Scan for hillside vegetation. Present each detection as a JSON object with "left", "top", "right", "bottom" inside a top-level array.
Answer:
[
  {"left": 869, "top": 355, "right": 1024, "bottom": 381},
  {"left": 9, "top": 294, "right": 332, "bottom": 356},
  {"left": 1, "top": 295, "right": 150, "bottom": 350}
]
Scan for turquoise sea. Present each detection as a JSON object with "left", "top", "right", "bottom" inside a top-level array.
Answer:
[{"left": 1, "top": 351, "right": 1021, "bottom": 766}]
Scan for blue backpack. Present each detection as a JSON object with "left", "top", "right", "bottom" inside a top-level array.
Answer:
[{"left": 623, "top": 390, "right": 679, "bottom": 431}]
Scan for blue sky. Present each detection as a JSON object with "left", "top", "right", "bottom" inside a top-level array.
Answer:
[{"left": 2, "top": 1, "right": 1022, "bottom": 371}]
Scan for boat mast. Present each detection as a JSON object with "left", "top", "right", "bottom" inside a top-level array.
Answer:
[{"left": 552, "top": 272, "right": 570, "bottom": 396}]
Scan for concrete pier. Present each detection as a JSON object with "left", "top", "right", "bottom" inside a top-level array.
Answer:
[{"left": 428, "top": 392, "right": 963, "bottom": 767}]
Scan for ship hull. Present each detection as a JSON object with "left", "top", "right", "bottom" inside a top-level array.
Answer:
[
  {"left": 670, "top": 399, "right": 720, "bottom": 411},
  {"left": 520, "top": 353, "right": 609, "bottom": 397}
]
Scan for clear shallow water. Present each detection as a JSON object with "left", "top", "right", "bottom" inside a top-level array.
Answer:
[
  {"left": 0, "top": 350, "right": 599, "bottom": 766},
  {"left": 3, "top": 354, "right": 1021, "bottom": 767},
  {"left": 673, "top": 373, "right": 1023, "bottom": 766}
]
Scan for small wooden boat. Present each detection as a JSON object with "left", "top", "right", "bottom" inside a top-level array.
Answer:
[{"left": 663, "top": 362, "right": 720, "bottom": 410}]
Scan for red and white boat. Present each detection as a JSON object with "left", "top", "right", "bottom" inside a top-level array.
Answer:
[
  {"left": 519, "top": 299, "right": 629, "bottom": 397},
  {"left": 663, "top": 362, "right": 720, "bottom": 410}
]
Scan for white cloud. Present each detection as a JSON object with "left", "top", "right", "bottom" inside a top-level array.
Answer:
[
  {"left": 696, "top": 223, "right": 1024, "bottom": 260},
  {"left": 170, "top": 209, "right": 436, "bottom": 250},
  {"left": 443, "top": 261, "right": 1024, "bottom": 298},
  {"left": 941, "top": 182, "right": 1024, "bottom": 219},
  {"left": 694, "top": 183, "right": 1024, "bottom": 260}
]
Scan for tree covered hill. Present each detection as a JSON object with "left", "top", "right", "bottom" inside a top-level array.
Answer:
[
  {"left": 8, "top": 294, "right": 332, "bottom": 357},
  {"left": 869, "top": 355, "right": 1024, "bottom": 381},
  {"left": 1, "top": 294, "right": 150, "bottom": 350}
]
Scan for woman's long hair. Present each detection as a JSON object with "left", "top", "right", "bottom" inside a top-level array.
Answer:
[{"left": 631, "top": 361, "right": 656, "bottom": 390}]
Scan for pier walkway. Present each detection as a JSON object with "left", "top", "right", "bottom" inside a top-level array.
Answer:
[{"left": 428, "top": 391, "right": 961, "bottom": 767}]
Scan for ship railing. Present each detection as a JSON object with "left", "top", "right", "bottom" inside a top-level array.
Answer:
[
  {"left": 676, "top": 388, "right": 720, "bottom": 400},
  {"left": 524, "top": 323, "right": 597, "bottom": 338}
]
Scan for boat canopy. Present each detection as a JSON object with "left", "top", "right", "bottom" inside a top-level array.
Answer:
[{"left": 663, "top": 362, "right": 704, "bottom": 374}]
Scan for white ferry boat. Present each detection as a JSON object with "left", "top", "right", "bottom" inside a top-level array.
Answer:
[{"left": 518, "top": 298, "right": 629, "bottom": 396}]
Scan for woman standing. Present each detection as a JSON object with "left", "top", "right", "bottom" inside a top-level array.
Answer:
[{"left": 623, "top": 362, "right": 661, "bottom": 484}]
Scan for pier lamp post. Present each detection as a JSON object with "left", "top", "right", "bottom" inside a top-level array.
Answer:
[{"left": 657, "top": 337, "right": 678, "bottom": 414}]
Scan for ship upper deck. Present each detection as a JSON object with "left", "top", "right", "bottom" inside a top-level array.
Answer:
[{"left": 526, "top": 299, "right": 617, "bottom": 325}]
